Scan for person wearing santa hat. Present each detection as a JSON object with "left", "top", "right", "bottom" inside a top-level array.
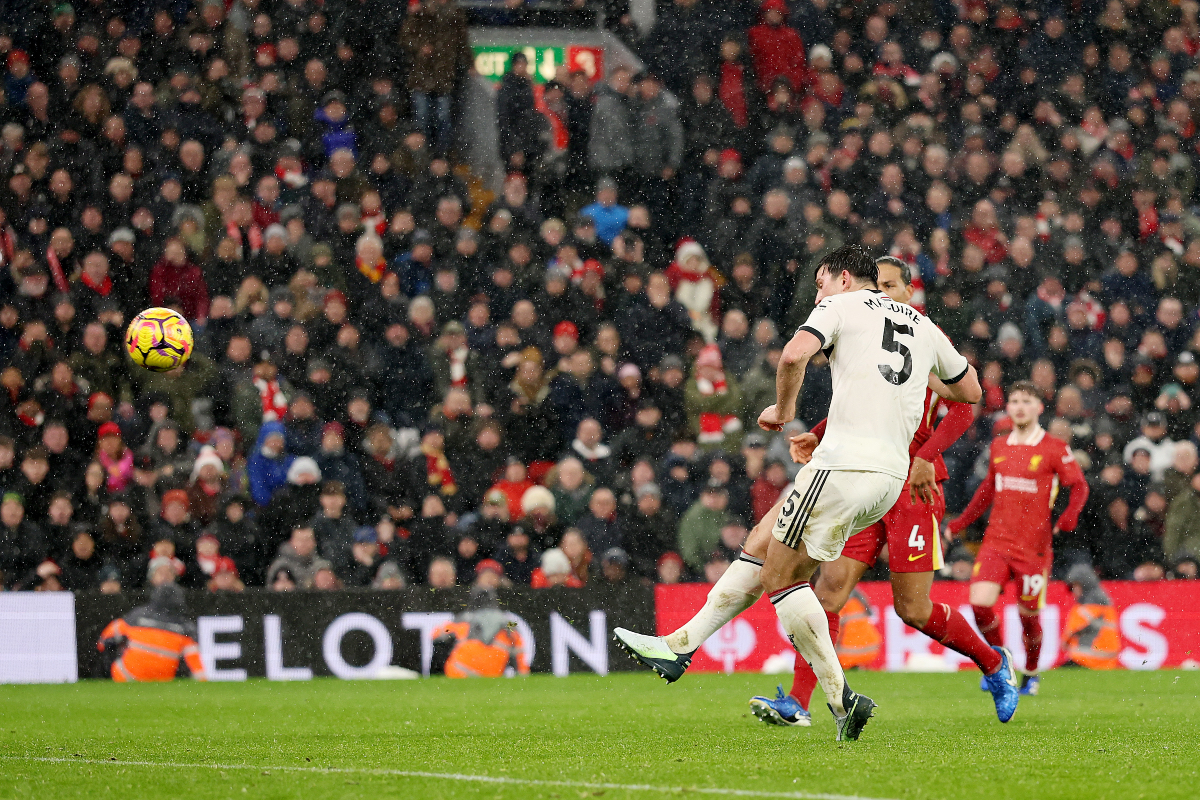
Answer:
[
  {"left": 665, "top": 241, "right": 723, "bottom": 343},
  {"left": 685, "top": 344, "right": 744, "bottom": 452}
]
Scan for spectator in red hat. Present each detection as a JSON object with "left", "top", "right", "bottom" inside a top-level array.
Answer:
[
  {"left": 155, "top": 491, "right": 199, "bottom": 567},
  {"left": 686, "top": 343, "right": 744, "bottom": 451},
  {"left": 4, "top": 50, "right": 34, "bottom": 106},
  {"left": 473, "top": 557, "right": 507, "bottom": 590},
  {"left": 551, "top": 320, "right": 580, "bottom": 366},
  {"left": 96, "top": 421, "right": 133, "bottom": 493},
  {"left": 656, "top": 551, "right": 686, "bottom": 584},
  {"left": 207, "top": 557, "right": 244, "bottom": 592}
]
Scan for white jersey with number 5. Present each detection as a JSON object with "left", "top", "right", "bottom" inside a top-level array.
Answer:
[{"left": 797, "top": 288, "right": 969, "bottom": 480}]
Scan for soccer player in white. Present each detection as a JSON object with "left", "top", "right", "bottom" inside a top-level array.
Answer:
[{"left": 615, "top": 246, "right": 982, "bottom": 741}]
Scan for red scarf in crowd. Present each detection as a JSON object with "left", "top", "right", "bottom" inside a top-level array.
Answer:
[
  {"left": 45, "top": 246, "right": 70, "bottom": 293},
  {"left": 423, "top": 444, "right": 457, "bottom": 496},
  {"left": 254, "top": 377, "right": 288, "bottom": 422},
  {"left": 81, "top": 270, "right": 112, "bottom": 296}
]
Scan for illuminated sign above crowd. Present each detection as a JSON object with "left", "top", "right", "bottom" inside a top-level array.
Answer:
[{"left": 472, "top": 45, "right": 604, "bottom": 84}]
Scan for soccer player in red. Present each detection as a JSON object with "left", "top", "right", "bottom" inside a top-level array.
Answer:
[
  {"left": 751, "top": 258, "right": 1018, "bottom": 726},
  {"left": 947, "top": 381, "right": 1089, "bottom": 695}
]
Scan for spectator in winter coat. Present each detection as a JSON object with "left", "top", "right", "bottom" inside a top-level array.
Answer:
[
  {"left": 400, "top": 0, "right": 473, "bottom": 157},
  {"left": 1165, "top": 471, "right": 1200, "bottom": 563},
  {"left": 149, "top": 238, "right": 209, "bottom": 322},
  {"left": 497, "top": 53, "right": 545, "bottom": 170},
  {"left": 685, "top": 344, "right": 744, "bottom": 451},
  {"left": 246, "top": 421, "right": 293, "bottom": 507},
  {"left": 622, "top": 483, "right": 679, "bottom": 579},
  {"left": 589, "top": 67, "right": 636, "bottom": 184},
  {"left": 580, "top": 178, "right": 629, "bottom": 246},
  {"left": 677, "top": 480, "right": 731, "bottom": 572},
  {"left": 0, "top": 492, "right": 45, "bottom": 588},
  {"left": 747, "top": 0, "right": 808, "bottom": 95},
  {"left": 665, "top": 241, "right": 721, "bottom": 342},
  {"left": 575, "top": 487, "right": 622, "bottom": 555}
]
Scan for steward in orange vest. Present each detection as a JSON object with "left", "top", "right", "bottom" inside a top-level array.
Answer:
[
  {"left": 836, "top": 588, "right": 882, "bottom": 669},
  {"left": 97, "top": 584, "right": 207, "bottom": 682},
  {"left": 1063, "top": 564, "right": 1120, "bottom": 670},
  {"left": 432, "top": 588, "right": 529, "bottom": 677}
]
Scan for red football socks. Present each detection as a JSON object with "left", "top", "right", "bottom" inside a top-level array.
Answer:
[
  {"left": 1021, "top": 613, "right": 1043, "bottom": 673},
  {"left": 972, "top": 604, "right": 1004, "bottom": 647},
  {"left": 788, "top": 610, "right": 839, "bottom": 709},
  {"left": 921, "top": 603, "right": 1003, "bottom": 674}
]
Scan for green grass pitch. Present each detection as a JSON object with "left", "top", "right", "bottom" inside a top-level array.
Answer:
[{"left": 1, "top": 670, "right": 1196, "bottom": 799}]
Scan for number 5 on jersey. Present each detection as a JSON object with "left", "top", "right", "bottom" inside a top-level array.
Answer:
[{"left": 879, "top": 318, "right": 913, "bottom": 385}]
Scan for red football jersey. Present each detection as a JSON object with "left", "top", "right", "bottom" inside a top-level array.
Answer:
[
  {"left": 910, "top": 389, "right": 949, "bottom": 482},
  {"left": 956, "top": 429, "right": 1087, "bottom": 559}
]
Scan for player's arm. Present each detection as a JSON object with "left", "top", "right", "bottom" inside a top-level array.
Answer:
[
  {"left": 1052, "top": 444, "right": 1090, "bottom": 535},
  {"left": 909, "top": 397, "right": 974, "bottom": 504},
  {"left": 759, "top": 328, "right": 824, "bottom": 431},
  {"left": 946, "top": 459, "right": 996, "bottom": 541},
  {"left": 928, "top": 326, "right": 982, "bottom": 404},
  {"left": 790, "top": 418, "right": 825, "bottom": 464}
]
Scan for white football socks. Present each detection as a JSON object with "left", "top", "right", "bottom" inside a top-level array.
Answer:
[
  {"left": 771, "top": 582, "right": 847, "bottom": 716},
  {"left": 664, "top": 554, "right": 763, "bottom": 654}
]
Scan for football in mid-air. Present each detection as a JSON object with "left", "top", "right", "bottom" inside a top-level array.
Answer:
[{"left": 125, "top": 307, "right": 193, "bottom": 372}]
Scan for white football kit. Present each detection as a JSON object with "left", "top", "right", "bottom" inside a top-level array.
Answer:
[{"left": 772, "top": 288, "right": 970, "bottom": 561}]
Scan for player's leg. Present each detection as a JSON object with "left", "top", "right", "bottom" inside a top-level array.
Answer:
[
  {"left": 968, "top": 547, "right": 1007, "bottom": 648},
  {"left": 762, "top": 469, "right": 897, "bottom": 740},
  {"left": 761, "top": 536, "right": 849, "bottom": 714},
  {"left": 661, "top": 492, "right": 782, "bottom": 651},
  {"left": 885, "top": 493, "right": 1003, "bottom": 676},
  {"left": 751, "top": 553, "right": 870, "bottom": 727},
  {"left": 790, "top": 555, "right": 871, "bottom": 707},
  {"left": 1015, "top": 564, "right": 1049, "bottom": 694},
  {"left": 892, "top": 571, "right": 1001, "bottom": 674},
  {"left": 613, "top": 492, "right": 786, "bottom": 681}
]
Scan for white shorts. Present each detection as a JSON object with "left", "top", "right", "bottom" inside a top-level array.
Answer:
[{"left": 771, "top": 466, "right": 904, "bottom": 562}]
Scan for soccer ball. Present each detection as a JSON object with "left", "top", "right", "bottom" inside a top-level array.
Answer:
[{"left": 125, "top": 308, "right": 194, "bottom": 372}]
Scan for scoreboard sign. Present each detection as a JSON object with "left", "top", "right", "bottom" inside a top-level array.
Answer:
[{"left": 473, "top": 45, "right": 604, "bottom": 84}]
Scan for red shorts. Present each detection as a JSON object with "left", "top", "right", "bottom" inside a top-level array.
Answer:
[
  {"left": 970, "top": 543, "right": 1051, "bottom": 612},
  {"left": 840, "top": 483, "right": 946, "bottom": 573}
]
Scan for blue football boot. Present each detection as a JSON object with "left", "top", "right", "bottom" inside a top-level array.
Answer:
[
  {"left": 983, "top": 646, "right": 1020, "bottom": 723},
  {"left": 749, "top": 685, "right": 812, "bottom": 727}
]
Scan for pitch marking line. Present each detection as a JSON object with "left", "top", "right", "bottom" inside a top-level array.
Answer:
[{"left": 4, "top": 756, "right": 899, "bottom": 800}]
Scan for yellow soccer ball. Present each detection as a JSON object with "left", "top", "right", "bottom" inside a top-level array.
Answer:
[{"left": 125, "top": 307, "right": 194, "bottom": 372}]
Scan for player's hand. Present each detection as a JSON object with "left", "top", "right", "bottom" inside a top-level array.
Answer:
[
  {"left": 788, "top": 432, "right": 818, "bottom": 464},
  {"left": 757, "top": 404, "right": 790, "bottom": 432},
  {"left": 908, "top": 457, "right": 940, "bottom": 505}
]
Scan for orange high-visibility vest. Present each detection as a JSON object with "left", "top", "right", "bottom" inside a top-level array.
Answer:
[
  {"left": 1064, "top": 603, "right": 1120, "bottom": 670},
  {"left": 837, "top": 593, "right": 881, "bottom": 669},
  {"left": 98, "top": 618, "right": 207, "bottom": 682},
  {"left": 433, "top": 620, "right": 530, "bottom": 678}
]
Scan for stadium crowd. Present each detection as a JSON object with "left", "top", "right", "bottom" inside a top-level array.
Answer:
[{"left": 1, "top": 0, "right": 1200, "bottom": 595}]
